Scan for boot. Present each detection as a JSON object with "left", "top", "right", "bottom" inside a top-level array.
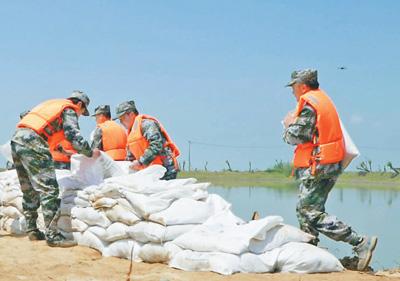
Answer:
[
  {"left": 353, "top": 236, "right": 378, "bottom": 271},
  {"left": 46, "top": 233, "right": 77, "bottom": 248},
  {"left": 28, "top": 229, "right": 46, "bottom": 241}
]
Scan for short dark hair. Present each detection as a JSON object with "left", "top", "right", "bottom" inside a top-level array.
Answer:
[
  {"left": 100, "top": 112, "right": 111, "bottom": 119},
  {"left": 68, "top": 97, "right": 81, "bottom": 105},
  {"left": 305, "top": 81, "right": 319, "bottom": 90}
]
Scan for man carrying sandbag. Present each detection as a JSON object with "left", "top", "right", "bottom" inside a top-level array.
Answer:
[
  {"left": 282, "top": 69, "right": 377, "bottom": 271},
  {"left": 11, "top": 90, "right": 100, "bottom": 247},
  {"left": 114, "top": 100, "right": 180, "bottom": 180},
  {"left": 91, "top": 105, "right": 127, "bottom": 160}
]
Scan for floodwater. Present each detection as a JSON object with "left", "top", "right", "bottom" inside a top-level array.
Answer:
[{"left": 209, "top": 185, "right": 400, "bottom": 270}]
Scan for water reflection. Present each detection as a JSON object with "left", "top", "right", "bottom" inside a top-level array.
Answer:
[{"left": 209, "top": 186, "right": 400, "bottom": 270}]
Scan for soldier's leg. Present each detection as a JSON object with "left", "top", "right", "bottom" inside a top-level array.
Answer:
[
  {"left": 11, "top": 141, "right": 41, "bottom": 233},
  {"left": 297, "top": 176, "right": 362, "bottom": 246}
]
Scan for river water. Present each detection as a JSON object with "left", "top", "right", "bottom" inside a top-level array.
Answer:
[{"left": 209, "top": 186, "right": 400, "bottom": 270}]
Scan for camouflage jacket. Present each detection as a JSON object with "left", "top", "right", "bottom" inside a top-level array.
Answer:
[
  {"left": 283, "top": 104, "right": 342, "bottom": 181},
  {"left": 138, "top": 119, "right": 174, "bottom": 166},
  {"left": 90, "top": 127, "right": 103, "bottom": 151},
  {"left": 13, "top": 108, "right": 93, "bottom": 157}
]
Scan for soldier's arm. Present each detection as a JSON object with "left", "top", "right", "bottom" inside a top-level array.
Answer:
[
  {"left": 91, "top": 127, "right": 103, "bottom": 150},
  {"left": 62, "top": 108, "right": 93, "bottom": 157},
  {"left": 139, "top": 119, "right": 163, "bottom": 165},
  {"left": 283, "top": 104, "right": 316, "bottom": 145}
]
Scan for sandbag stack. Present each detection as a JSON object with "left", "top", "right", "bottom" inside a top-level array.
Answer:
[{"left": 0, "top": 153, "right": 344, "bottom": 275}]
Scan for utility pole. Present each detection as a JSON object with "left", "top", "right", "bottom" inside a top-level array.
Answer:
[{"left": 188, "top": 140, "right": 192, "bottom": 172}]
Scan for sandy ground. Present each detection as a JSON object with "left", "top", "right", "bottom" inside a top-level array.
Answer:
[{"left": 0, "top": 234, "right": 398, "bottom": 281}]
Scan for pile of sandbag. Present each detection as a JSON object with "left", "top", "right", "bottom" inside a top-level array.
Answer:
[{"left": 0, "top": 152, "right": 344, "bottom": 274}]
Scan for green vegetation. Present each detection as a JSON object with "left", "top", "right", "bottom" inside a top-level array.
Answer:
[{"left": 179, "top": 170, "right": 400, "bottom": 190}]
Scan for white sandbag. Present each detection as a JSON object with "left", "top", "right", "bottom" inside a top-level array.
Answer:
[
  {"left": 5, "top": 196, "right": 23, "bottom": 210},
  {"left": 150, "top": 183, "right": 210, "bottom": 201},
  {"left": 1, "top": 190, "right": 22, "bottom": 205},
  {"left": 202, "top": 209, "right": 245, "bottom": 227},
  {"left": 60, "top": 202, "right": 74, "bottom": 216},
  {"left": 71, "top": 218, "right": 89, "bottom": 232},
  {"left": 77, "top": 230, "right": 108, "bottom": 253},
  {"left": 104, "top": 205, "right": 140, "bottom": 225},
  {"left": 169, "top": 250, "right": 241, "bottom": 275},
  {"left": 340, "top": 120, "right": 360, "bottom": 169},
  {"left": 92, "top": 197, "right": 118, "bottom": 209},
  {"left": 139, "top": 243, "right": 170, "bottom": 264},
  {"left": 149, "top": 196, "right": 229, "bottom": 226},
  {"left": 105, "top": 222, "right": 129, "bottom": 242},
  {"left": 164, "top": 224, "right": 198, "bottom": 241},
  {"left": 57, "top": 215, "right": 73, "bottom": 232},
  {"left": 71, "top": 207, "right": 111, "bottom": 228},
  {"left": 87, "top": 226, "right": 107, "bottom": 240},
  {"left": 57, "top": 176, "right": 86, "bottom": 191},
  {"left": 173, "top": 216, "right": 283, "bottom": 255},
  {"left": 248, "top": 224, "right": 315, "bottom": 254},
  {"left": 0, "top": 206, "right": 23, "bottom": 219},
  {"left": 0, "top": 217, "right": 26, "bottom": 235},
  {"left": 126, "top": 221, "right": 166, "bottom": 243},
  {"left": 240, "top": 250, "right": 280, "bottom": 273},
  {"left": 114, "top": 161, "right": 133, "bottom": 175},
  {"left": 98, "top": 152, "right": 128, "bottom": 178},
  {"left": 164, "top": 241, "right": 183, "bottom": 258},
  {"left": 276, "top": 242, "right": 344, "bottom": 273},
  {"left": 62, "top": 194, "right": 91, "bottom": 208},
  {"left": 103, "top": 239, "right": 143, "bottom": 261},
  {"left": 70, "top": 154, "right": 104, "bottom": 186},
  {"left": 122, "top": 191, "right": 172, "bottom": 219},
  {"left": 0, "top": 142, "right": 13, "bottom": 163},
  {"left": 163, "top": 177, "right": 198, "bottom": 187}
]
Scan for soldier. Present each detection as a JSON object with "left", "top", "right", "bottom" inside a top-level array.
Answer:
[
  {"left": 114, "top": 100, "right": 180, "bottom": 180},
  {"left": 91, "top": 105, "right": 127, "bottom": 160},
  {"left": 282, "top": 69, "right": 377, "bottom": 271},
  {"left": 11, "top": 90, "right": 100, "bottom": 247}
]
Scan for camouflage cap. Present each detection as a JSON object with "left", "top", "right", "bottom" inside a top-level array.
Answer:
[
  {"left": 113, "top": 100, "right": 136, "bottom": 120},
  {"left": 69, "top": 90, "right": 90, "bottom": 116},
  {"left": 285, "top": 69, "right": 318, "bottom": 87},
  {"left": 91, "top": 105, "right": 111, "bottom": 117}
]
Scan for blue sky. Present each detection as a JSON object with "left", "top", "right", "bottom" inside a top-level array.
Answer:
[{"left": 1, "top": 1, "right": 399, "bottom": 171}]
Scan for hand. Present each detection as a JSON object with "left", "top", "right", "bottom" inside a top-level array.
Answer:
[
  {"left": 92, "top": 148, "right": 101, "bottom": 158},
  {"left": 283, "top": 111, "right": 296, "bottom": 128},
  {"left": 129, "top": 160, "right": 142, "bottom": 171}
]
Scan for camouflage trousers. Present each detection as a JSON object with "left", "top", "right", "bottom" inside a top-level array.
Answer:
[
  {"left": 10, "top": 130, "right": 60, "bottom": 237},
  {"left": 296, "top": 176, "right": 362, "bottom": 246}
]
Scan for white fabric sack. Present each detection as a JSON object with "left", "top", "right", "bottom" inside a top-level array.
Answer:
[
  {"left": 169, "top": 250, "right": 241, "bottom": 275},
  {"left": 126, "top": 221, "right": 166, "bottom": 243},
  {"left": 1, "top": 190, "right": 22, "bottom": 205},
  {"left": 0, "top": 206, "right": 23, "bottom": 219},
  {"left": 122, "top": 191, "right": 172, "bottom": 219},
  {"left": 138, "top": 243, "right": 170, "bottom": 264},
  {"left": 276, "top": 242, "right": 344, "bottom": 273},
  {"left": 164, "top": 241, "right": 183, "bottom": 258},
  {"left": 92, "top": 197, "right": 118, "bottom": 209},
  {"left": 150, "top": 183, "right": 209, "bottom": 201},
  {"left": 71, "top": 218, "right": 89, "bottom": 232},
  {"left": 104, "top": 204, "right": 140, "bottom": 225},
  {"left": 70, "top": 154, "right": 104, "bottom": 186},
  {"left": 77, "top": 230, "right": 108, "bottom": 253},
  {"left": 105, "top": 222, "right": 129, "bottom": 242},
  {"left": 248, "top": 224, "right": 315, "bottom": 254},
  {"left": 173, "top": 216, "right": 283, "bottom": 255},
  {"left": 98, "top": 152, "right": 128, "bottom": 178},
  {"left": 164, "top": 224, "right": 198, "bottom": 241},
  {"left": 340, "top": 120, "right": 360, "bottom": 169},
  {"left": 0, "top": 142, "right": 13, "bottom": 163},
  {"left": 103, "top": 240, "right": 143, "bottom": 261},
  {"left": 62, "top": 195, "right": 91, "bottom": 208},
  {"left": 0, "top": 217, "right": 26, "bottom": 235},
  {"left": 149, "top": 195, "right": 230, "bottom": 226},
  {"left": 240, "top": 250, "right": 280, "bottom": 273},
  {"left": 5, "top": 196, "right": 23, "bottom": 210},
  {"left": 71, "top": 207, "right": 111, "bottom": 228}
]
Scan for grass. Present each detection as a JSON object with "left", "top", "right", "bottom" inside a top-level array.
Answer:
[{"left": 178, "top": 170, "right": 400, "bottom": 190}]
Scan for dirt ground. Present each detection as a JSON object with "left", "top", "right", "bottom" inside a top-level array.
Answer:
[{"left": 0, "top": 235, "right": 398, "bottom": 281}]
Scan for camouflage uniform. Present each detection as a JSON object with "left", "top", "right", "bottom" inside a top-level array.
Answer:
[
  {"left": 11, "top": 107, "right": 92, "bottom": 239},
  {"left": 283, "top": 104, "right": 362, "bottom": 246},
  {"left": 139, "top": 119, "right": 178, "bottom": 180},
  {"left": 91, "top": 127, "right": 103, "bottom": 151}
]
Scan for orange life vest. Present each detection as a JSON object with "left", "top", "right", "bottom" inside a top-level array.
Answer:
[
  {"left": 127, "top": 114, "right": 180, "bottom": 169},
  {"left": 293, "top": 89, "right": 345, "bottom": 170},
  {"left": 17, "top": 99, "right": 79, "bottom": 163},
  {"left": 98, "top": 120, "right": 127, "bottom": 160}
]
